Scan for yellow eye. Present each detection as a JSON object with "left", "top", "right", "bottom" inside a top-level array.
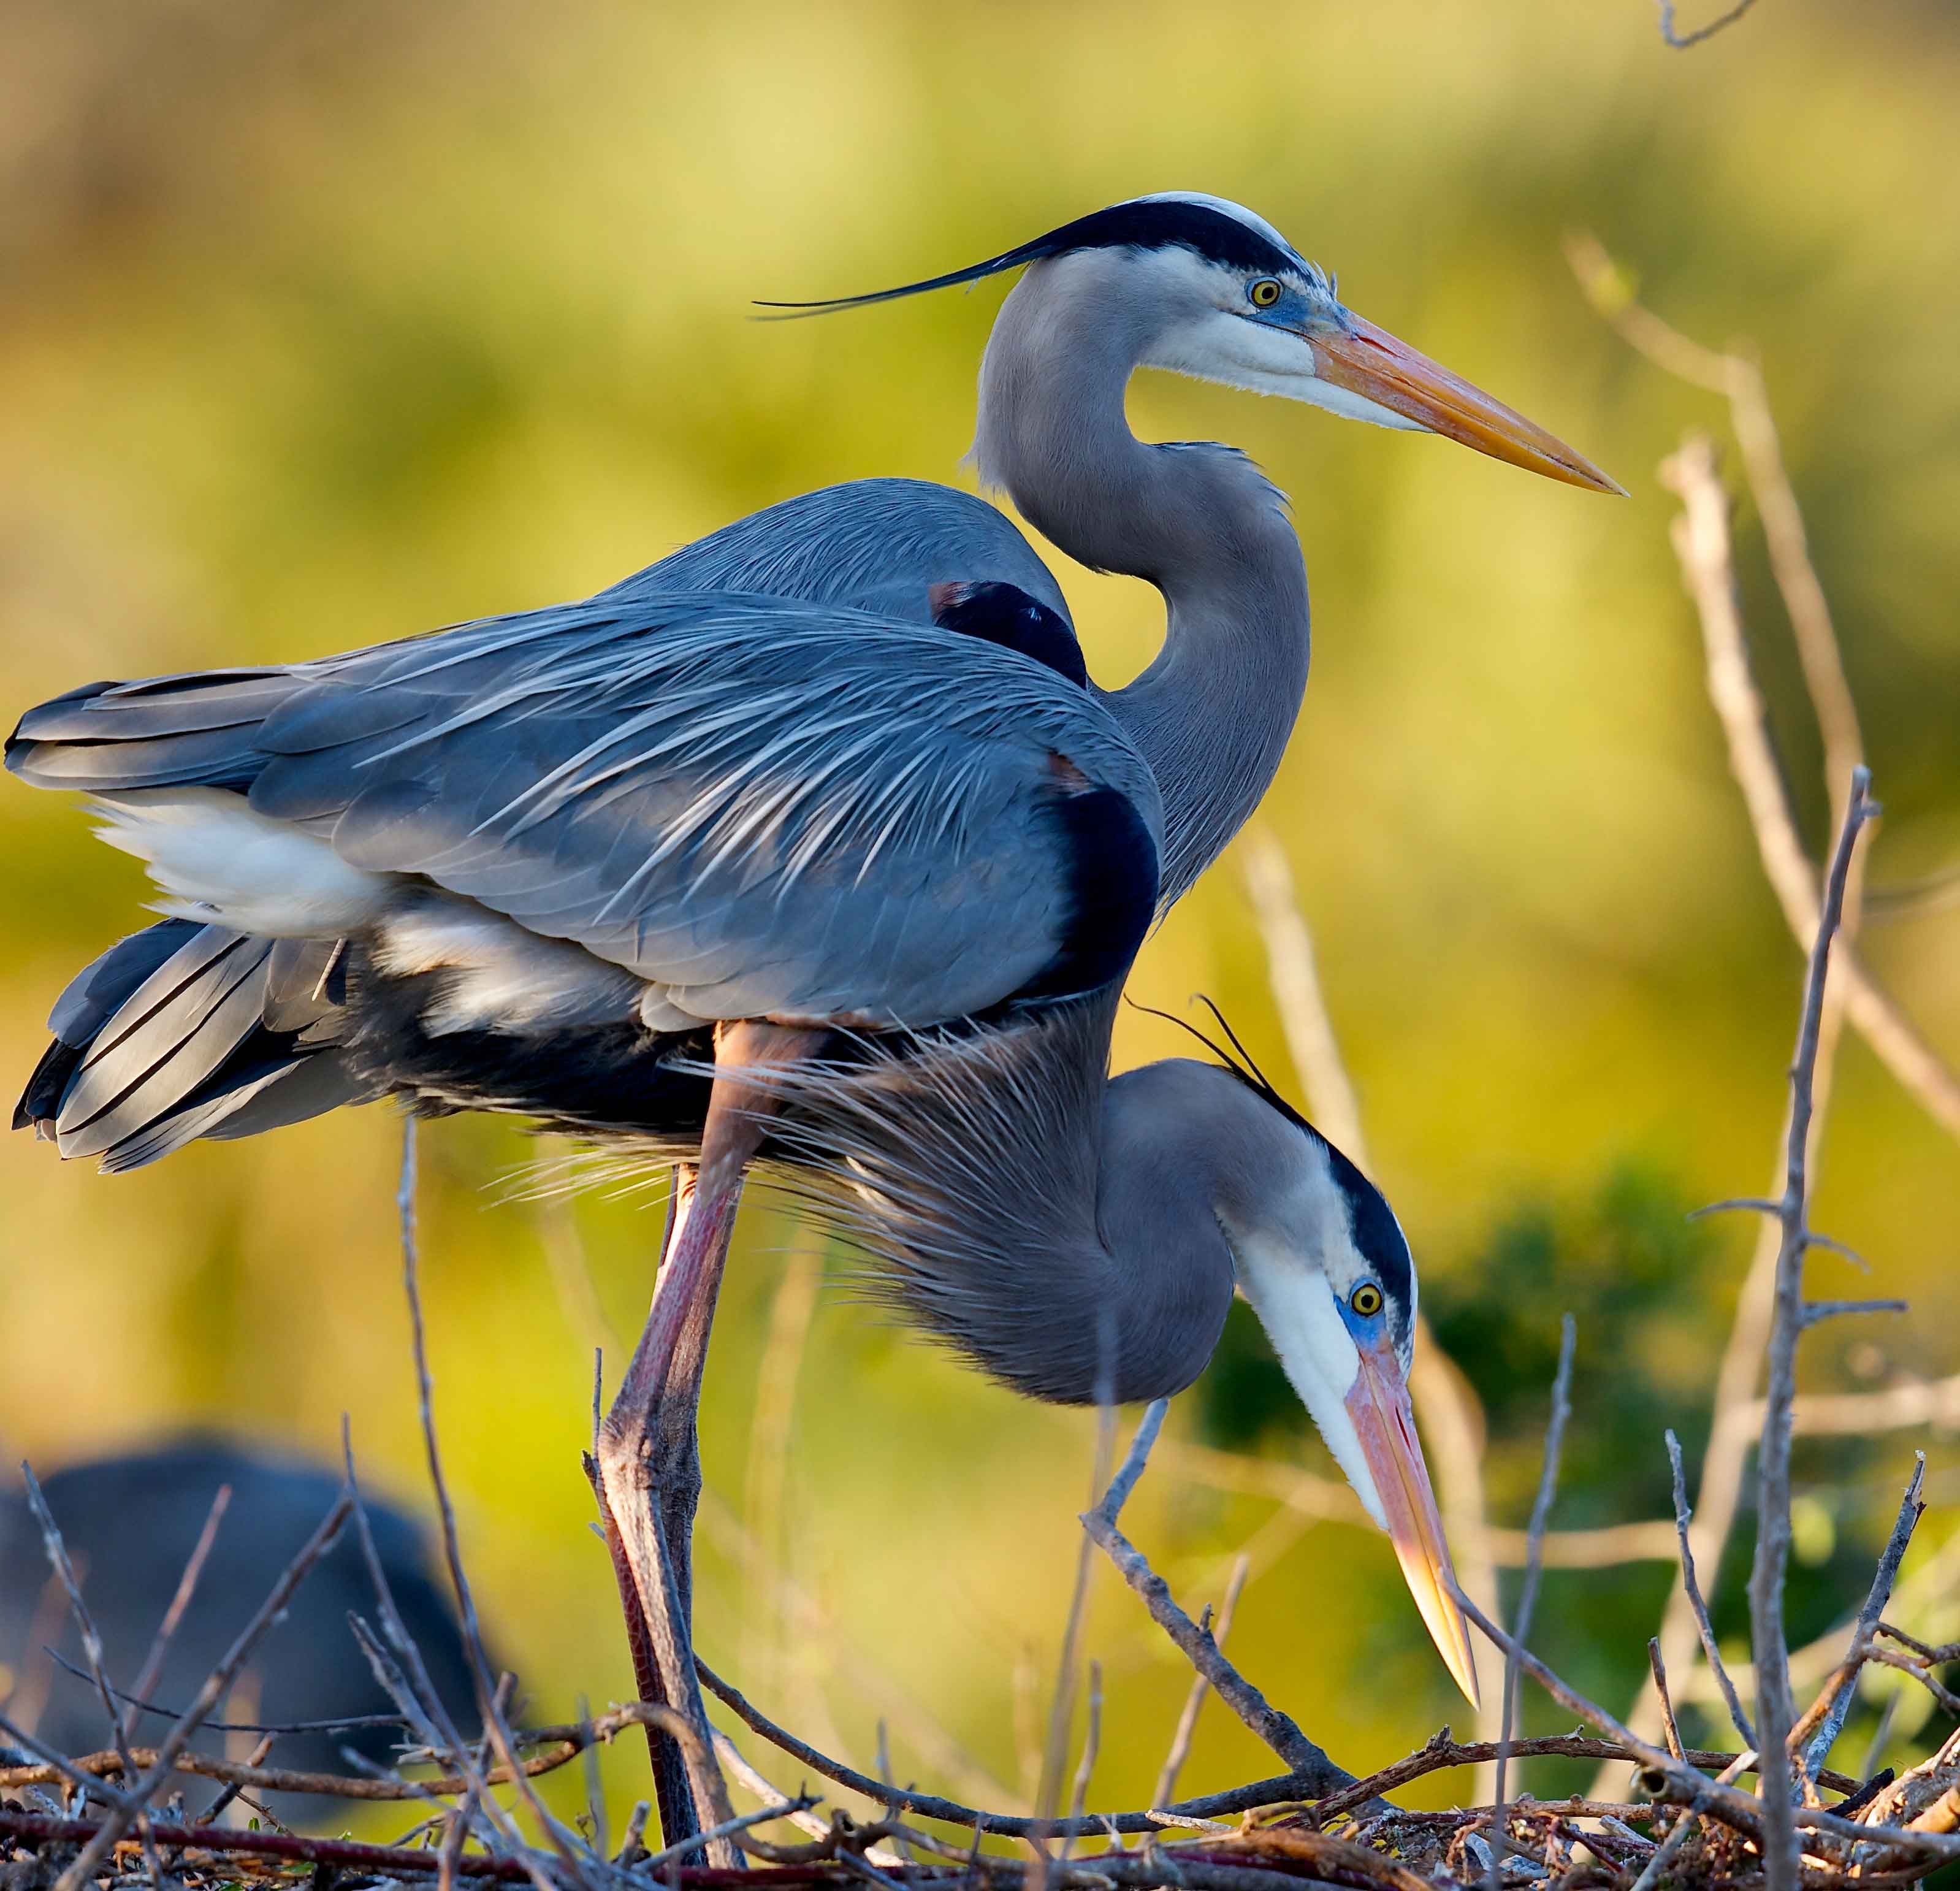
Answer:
[
  {"left": 1249, "top": 278, "right": 1283, "bottom": 308},
  {"left": 1351, "top": 1283, "right": 1383, "bottom": 1318}
]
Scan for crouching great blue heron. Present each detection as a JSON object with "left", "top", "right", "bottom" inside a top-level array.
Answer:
[
  {"left": 9, "top": 193, "right": 1616, "bottom": 1845},
  {"left": 0, "top": 1441, "right": 476, "bottom": 1818}
]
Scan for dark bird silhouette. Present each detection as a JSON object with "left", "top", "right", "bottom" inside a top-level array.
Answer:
[{"left": 0, "top": 1440, "right": 478, "bottom": 1819}]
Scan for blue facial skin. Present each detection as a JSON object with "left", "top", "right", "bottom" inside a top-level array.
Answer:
[
  {"left": 1235, "top": 268, "right": 1346, "bottom": 345},
  {"left": 1337, "top": 1283, "right": 1388, "bottom": 1351}
]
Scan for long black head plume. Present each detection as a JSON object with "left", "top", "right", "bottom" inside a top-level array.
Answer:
[
  {"left": 1121, "top": 993, "right": 1311, "bottom": 1134},
  {"left": 756, "top": 192, "right": 1315, "bottom": 319}
]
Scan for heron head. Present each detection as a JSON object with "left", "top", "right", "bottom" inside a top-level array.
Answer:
[
  {"left": 765, "top": 191, "right": 1619, "bottom": 497},
  {"left": 1110, "top": 194, "right": 1621, "bottom": 494},
  {"left": 1195, "top": 1057, "right": 1481, "bottom": 1705}
]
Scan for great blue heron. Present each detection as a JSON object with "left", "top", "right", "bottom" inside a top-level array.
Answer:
[
  {"left": 7, "top": 193, "right": 1614, "bottom": 1843},
  {"left": 0, "top": 1441, "right": 477, "bottom": 1818}
]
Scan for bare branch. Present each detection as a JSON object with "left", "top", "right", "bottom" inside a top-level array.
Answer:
[
  {"left": 1080, "top": 1404, "right": 1358, "bottom": 1798},
  {"left": 1655, "top": 0, "right": 1763, "bottom": 48},
  {"left": 699, "top": 1658, "right": 1346, "bottom": 1835},
  {"left": 1650, "top": 1640, "right": 1686, "bottom": 1763},
  {"left": 121, "top": 1481, "right": 231, "bottom": 1746},
  {"left": 1062, "top": 1660, "right": 1102, "bottom": 1855},
  {"left": 1153, "top": 1554, "right": 1250, "bottom": 1809},
  {"left": 1241, "top": 829, "right": 1499, "bottom": 1745},
  {"left": 18, "top": 1464, "right": 161, "bottom": 1882},
  {"left": 0, "top": 1711, "right": 138, "bottom": 1809},
  {"left": 50, "top": 1483, "right": 353, "bottom": 1891},
  {"left": 1748, "top": 766, "right": 1878, "bottom": 1891},
  {"left": 1665, "top": 1429, "right": 1754, "bottom": 1746},
  {"left": 637, "top": 1795, "right": 819, "bottom": 1871},
  {"left": 1039, "top": 1396, "right": 1117, "bottom": 1822},
  {"left": 1658, "top": 438, "right": 1960, "bottom": 1138},
  {"left": 1313, "top": 1732, "right": 1853, "bottom": 1827},
  {"left": 395, "top": 1120, "right": 604, "bottom": 1887},
  {"left": 1241, "top": 831, "right": 1367, "bottom": 1160},
  {"left": 1488, "top": 1315, "right": 1576, "bottom": 1891},
  {"left": 1801, "top": 1299, "right": 1908, "bottom": 1327},
  {"left": 1793, "top": 1457, "right": 1926, "bottom": 1774}
]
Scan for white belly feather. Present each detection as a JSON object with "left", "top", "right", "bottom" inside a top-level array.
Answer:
[
  {"left": 90, "top": 789, "right": 653, "bottom": 1038},
  {"left": 91, "top": 789, "right": 393, "bottom": 936}
]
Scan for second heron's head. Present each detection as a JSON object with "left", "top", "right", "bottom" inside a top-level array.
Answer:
[{"left": 1113, "top": 1048, "right": 1481, "bottom": 1705}]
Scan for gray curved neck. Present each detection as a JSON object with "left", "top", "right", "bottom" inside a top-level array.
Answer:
[
  {"left": 973, "top": 258, "right": 1312, "bottom": 904},
  {"left": 971, "top": 1001, "right": 1240, "bottom": 1408}
]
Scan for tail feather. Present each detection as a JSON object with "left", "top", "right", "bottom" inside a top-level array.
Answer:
[
  {"left": 6, "top": 669, "right": 303, "bottom": 793},
  {"left": 17, "top": 920, "right": 373, "bottom": 1171},
  {"left": 9, "top": 669, "right": 295, "bottom": 743},
  {"left": 56, "top": 932, "right": 280, "bottom": 1158}
]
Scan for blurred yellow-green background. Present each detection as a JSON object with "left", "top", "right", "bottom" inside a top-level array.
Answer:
[{"left": 2, "top": 0, "right": 1957, "bottom": 1841}]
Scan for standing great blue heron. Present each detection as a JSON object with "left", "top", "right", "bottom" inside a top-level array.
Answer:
[{"left": 7, "top": 193, "right": 1615, "bottom": 1844}]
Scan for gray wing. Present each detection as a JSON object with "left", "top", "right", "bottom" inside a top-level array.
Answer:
[
  {"left": 13, "top": 592, "right": 1160, "bottom": 1031},
  {"left": 603, "top": 478, "right": 1073, "bottom": 628}
]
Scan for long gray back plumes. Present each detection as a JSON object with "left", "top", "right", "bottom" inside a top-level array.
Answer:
[{"left": 745, "top": 991, "right": 1124, "bottom": 1404}]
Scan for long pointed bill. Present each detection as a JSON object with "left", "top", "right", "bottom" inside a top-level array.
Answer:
[
  {"left": 1346, "top": 1338, "right": 1481, "bottom": 1704},
  {"left": 1311, "top": 315, "right": 1625, "bottom": 495}
]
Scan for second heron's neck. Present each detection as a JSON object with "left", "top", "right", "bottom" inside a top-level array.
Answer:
[{"left": 973, "top": 263, "right": 1313, "bottom": 904}]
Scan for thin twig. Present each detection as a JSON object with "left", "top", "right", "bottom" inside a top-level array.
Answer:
[
  {"left": 1080, "top": 1404, "right": 1357, "bottom": 1798},
  {"left": 698, "top": 1658, "right": 1382, "bottom": 1836},
  {"left": 50, "top": 1486, "right": 354, "bottom": 1891},
  {"left": 1562, "top": 248, "right": 1953, "bottom": 1778},
  {"left": 1153, "top": 1556, "right": 1250, "bottom": 1809},
  {"left": 1242, "top": 831, "right": 1498, "bottom": 1750},
  {"left": 1748, "top": 767, "right": 1877, "bottom": 1891},
  {"left": 19, "top": 1465, "right": 162, "bottom": 1882},
  {"left": 712, "top": 1731, "right": 834, "bottom": 1845},
  {"left": 1311, "top": 1733, "right": 1853, "bottom": 1827},
  {"left": 693, "top": 1486, "right": 1016, "bottom": 1811},
  {"left": 0, "top": 1811, "right": 546, "bottom": 1884},
  {"left": 0, "top": 1711, "right": 138, "bottom": 1809},
  {"left": 199, "top": 1728, "right": 273, "bottom": 1827},
  {"left": 1649, "top": 1641, "right": 1685, "bottom": 1763},
  {"left": 1628, "top": 1751, "right": 1757, "bottom": 1891},
  {"left": 123, "top": 1481, "right": 232, "bottom": 1744},
  {"left": 1793, "top": 1457, "right": 1926, "bottom": 1777},
  {"left": 1656, "top": 437, "right": 1959, "bottom": 1139},
  {"left": 397, "top": 1120, "right": 603, "bottom": 1888},
  {"left": 1665, "top": 1429, "right": 1754, "bottom": 1746},
  {"left": 1655, "top": 0, "right": 1762, "bottom": 48},
  {"left": 742, "top": 1228, "right": 824, "bottom": 1700},
  {"left": 1061, "top": 1663, "right": 1102, "bottom": 1860},
  {"left": 638, "top": 1797, "right": 818, "bottom": 1871},
  {"left": 1488, "top": 1317, "right": 1576, "bottom": 1891},
  {"left": 1040, "top": 1396, "right": 1117, "bottom": 1822}
]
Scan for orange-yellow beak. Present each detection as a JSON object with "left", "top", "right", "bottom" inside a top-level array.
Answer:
[
  {"left": 1310, "top": 314, "right": 1624, "bottom": 496},
  {"left": 1346, "top": 1337, "right": 1481, "bottom": 1705}
]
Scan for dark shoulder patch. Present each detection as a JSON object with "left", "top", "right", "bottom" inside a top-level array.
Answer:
[
  {"left": 928, "top": 581, "right": 1089, "bottom": 688},
  {"left": 1018, "top": 777, "right": 1158, "bottom": 1001}
]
